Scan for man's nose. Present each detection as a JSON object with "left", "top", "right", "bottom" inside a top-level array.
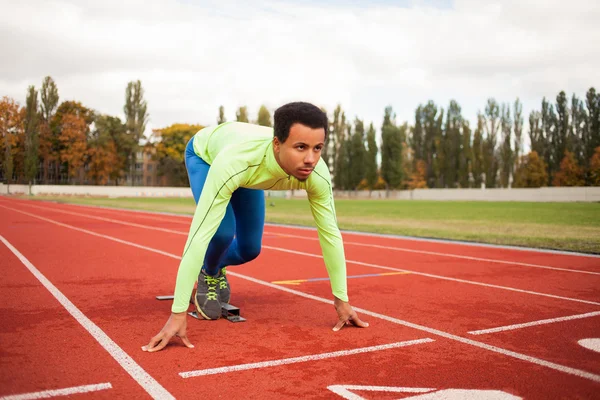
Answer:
[{"left": 304, "top": 152, "right": 316, "bottom": 165}]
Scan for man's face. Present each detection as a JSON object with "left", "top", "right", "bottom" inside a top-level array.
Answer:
[{"left": 273, "top": 123, "right": 326, "bottom": 181}]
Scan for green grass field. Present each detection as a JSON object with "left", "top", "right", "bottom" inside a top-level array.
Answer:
[{"left": 12, "top": 195, "right": 600, "bottom": 254}]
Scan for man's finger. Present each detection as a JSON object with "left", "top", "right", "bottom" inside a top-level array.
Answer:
[
  {"left": 350, "top": 314, "right": 369, "bottom": 328},
  {"left": 142, "top": 334, "right": 163, "bottom": 352},
  {"left": 332, "top": 319, "right": 346, "bottom": 332},
  {"left": 147, "top": 337, "right": 169, "bottom": 353},
  {"left": 178, "top": 334, "right": 195, "bottom": 349}
]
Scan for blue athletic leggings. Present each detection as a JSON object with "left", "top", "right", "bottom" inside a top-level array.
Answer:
[{"left": 185, "top": 137, "right": 265, "bottom": 276}]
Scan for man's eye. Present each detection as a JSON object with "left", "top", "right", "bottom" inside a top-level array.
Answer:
[{"left": 297, "top": 145, "right": 305, "bottom": 150}]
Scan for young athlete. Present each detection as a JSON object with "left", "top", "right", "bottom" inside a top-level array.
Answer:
[{"left": 143, "top": 102, "right": 368, "bottom": 352}]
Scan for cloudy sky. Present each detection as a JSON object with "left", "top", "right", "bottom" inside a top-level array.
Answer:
[{"left": 1, "top": 0, "right": 599, "bottom": 143}]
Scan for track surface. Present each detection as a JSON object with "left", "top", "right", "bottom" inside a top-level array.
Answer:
[{"left": 0, "top": 197, "right": 599, "bottom": 399}]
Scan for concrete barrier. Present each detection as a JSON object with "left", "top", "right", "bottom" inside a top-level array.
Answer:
[{"left": 1, "top": 183, "right": 599, "bottom": 202}]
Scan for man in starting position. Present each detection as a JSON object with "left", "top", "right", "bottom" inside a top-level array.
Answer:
[{"left": 143, "top": 102, "right": 368, "bottom": 352}]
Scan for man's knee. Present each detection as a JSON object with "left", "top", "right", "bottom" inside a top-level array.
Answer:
[{"left": 240, "top": 243, "right": 261, "bottom": 262}]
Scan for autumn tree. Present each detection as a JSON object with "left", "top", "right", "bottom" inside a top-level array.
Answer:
[
  {"left": 154, "top": 123, "right": 203, "bottom": 186},
  {"left": 513, "top": 151, "right": 548, "bottom": 188},
  {"left": 0, "top": 97, "right": 24, "bottom": 190},
  {"left": 87, "top": 115, "right": 121, "bottom": 184},
  {"left": 59, "top": 114, "right": 88, "bottom": 181},
  {"left": 589, "top": 146, "right": 600, "bottom": 186},
  {"left": 552, "top": 151, "right": 585, "bottom": 186},
  {"left": 407, "top": 159, "right": 427, "bottom": 189}
]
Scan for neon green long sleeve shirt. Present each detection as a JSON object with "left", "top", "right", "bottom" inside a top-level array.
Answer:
[{"left": 171, "top": 122, "right": 348, "bottom": 313}]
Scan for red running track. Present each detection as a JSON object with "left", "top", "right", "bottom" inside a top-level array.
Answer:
[{"left": 0, "top": 196, "right": 599, "bottom": 399}]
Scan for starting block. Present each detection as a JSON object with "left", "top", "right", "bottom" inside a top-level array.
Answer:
[{"left": 155, "top": 295, "right": 246, "bottom": 323}]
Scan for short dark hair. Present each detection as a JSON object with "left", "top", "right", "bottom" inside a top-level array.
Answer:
[{"left": 273, "top": 102, "right": 328, "bottom": 143}]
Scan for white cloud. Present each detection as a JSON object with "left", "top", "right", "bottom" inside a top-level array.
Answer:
[{"left": 0, "top": 0, "right": 598, "bottom": 145}]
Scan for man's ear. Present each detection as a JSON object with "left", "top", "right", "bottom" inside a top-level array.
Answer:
[{"left": 273, "top": 137, "right": 281, "bottom": 152}]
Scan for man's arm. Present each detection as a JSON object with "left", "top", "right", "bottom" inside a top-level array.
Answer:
[
  {"left": 171, "top": 155, "right": 245, "bottom": 313},
  {"left": 306, "top": 164, "right": 348, "bottom": 302}
]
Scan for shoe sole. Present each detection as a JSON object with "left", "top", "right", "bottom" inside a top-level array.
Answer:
[{"left": 193, "top": 291, "right": 221, "bottom": 320}]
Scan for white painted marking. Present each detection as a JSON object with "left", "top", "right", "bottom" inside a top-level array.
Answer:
[
  {"left": 4, "top": 205, "right": 600, "bottom": 384},
  {"left": 21, "top": 200, "right": 600, "bottom": 275},
  {"left": 0, "top": 383, "right": 112, "bottom": 400},
  {"left": 268, "top": 232, "right": 600, "bottom": 275},
  {"left": 327, "top": 385, "right": 433, "bottom": 400},
  {"left": 0, "top": 235, "right": 174, "bottom": 400},
  {"left": 578, "top": 338, "right": 600, "bottom": 353},
  {"left": 327, "top": 386, "right": 521, "bottom": 400},
  {"left": 262, "top": 245, "right": 600, "bottom": 307},
  {"left": 15, "top": 197, "right": 600, "bottom": 259},
  {"left": 469, "top": 311, "right": 600, "bottom": 335},
  {"left": 179, "top": 339, "right": 434, "bottom": 378},
  {"left": 21, "top": 202, "right": 187, "bottom": 235},
  {"left": 5, "top": 204, "right": 597, "bottom": 307}
]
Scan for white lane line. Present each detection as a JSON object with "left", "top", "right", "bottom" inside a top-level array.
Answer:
[
  {"left": 468, "top": 311, "right": 600, "bottom": 335},
  {"left": 262, "top": 245, "right": 600, "bottom": 307},
  {"left": 20, "top": 202, "right": 187, "bottom": 235},
  {"left": 13, "top": 198, "right": 600, "bottom": 260},
  {"left": 227, "top": 272, "right": 600, "bottom": 384},
  {"left": 0, "top": 236, "right": 174, "bottom": 400},
  {"left": 0, "top": 383, "right": 112, "bottom": 400},
  {"left": 20, "top": 201, "right": 600, "bottom": 276},
  {"left": 179, "top": 339, "right": 434, "bottom": 378},
  {"left": 267, "top": 232, "right": 600, "bottom": 276},
  {"left": 5, "top": 204, "right": 598, "bottom": 307},
  {"left": 3, "top": 206, "right": 600, "bottom": 384}
]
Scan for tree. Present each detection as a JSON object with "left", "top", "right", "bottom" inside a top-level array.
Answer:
[
  {"left": 52, "top": 101, "right": 93, "bottom": 183},
  {"left": 39, "top": 76, "right": 59, "bottom": 183},
  {"left": 570, "top": 94, "right": 587, "bottom": 172},
  {"left": 24, "top": 85, "right": 40, "bottom": 192},
  {"left": 380, "top": 106, "right": 404, "bottom": 189},
  {"left": 365, "top": 122, "right": 378, "bottom": 189},
  {"left": 540, "top": 97, "right": 556, "bottom": 185},
  {"left": 589, "top": 146, "right": 600, "bottom": 186},
  {"left": 483, "top": 98, "right": 500, "bottom": 188},
  {"left": 236, "top": 106, "right": 249, "bottom": 122},
  {"left": 0, "top": 97, "right": 23, "bottom": 190},
  {"left": 59, "top": 114, "right": 87, "bottom": 181},
  {"left": 499, "top": 103, "right": 512, "bottom": 188},
  {"left": 94, "top": 115, "right": 130, "bottom": 185},
  {"left": 420, "top": 101, "right": 443, "bottom": 187},
  {"left": 513, "top": 98, "right": 523, "bottom": 171},
  {"left": 348, "top": 118, "right": 366, "bottom": 189},
  {"left": 553, "top": 91, "right": 569, "bottom": 180},
  {"left": 513, "top": 151, "right": 548, "bottom": 188},
  {"left": 443, "top": 100, "right": 463, "bottom": 188},
  {"left": 87, "top": 115, "right": 121, "bottom": 185},
  {"left": 552, "top": 151, "right": 585, "bottom": 186},
  {"left": 153, "top": 123, "right": 204, "bottom": 186},
  {"left": 407, "top": 159, "right": 427, "bottom": 189},
  {"left": 586, "top": 88, "right": 600, "bottom": 180},
  {"left": 330, "top": 105, "right": 347, "bottom": 180},
  {"left": 472, "top": 114, "right": 485, "bottom": 188},
  {"left": 218, "top": 106, "right": 226, "bottom": 124},
  {"left": 124, "top": 80, "right": 149, "bottom": 185},
  {"left": 458, "top": 120, "right": 472, "bottom": 188},
  {"left": 257, "top": 105, "right": 272, "bottom": 127}
]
